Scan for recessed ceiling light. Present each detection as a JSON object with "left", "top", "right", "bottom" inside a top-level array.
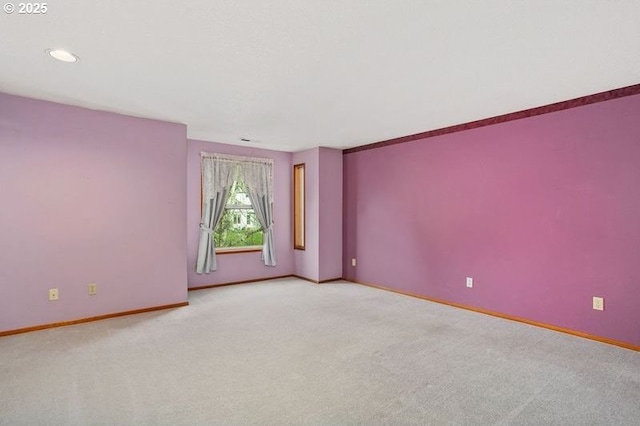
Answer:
[{"left": 46, "top": 49, "right": 79, "bottom": 63}]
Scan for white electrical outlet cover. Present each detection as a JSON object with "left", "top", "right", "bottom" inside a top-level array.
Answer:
[
  {"left": 49, "top": 288, "right": 59, "bottom": 300},
  {"left": 593, "top": 296, "right": 604, "bottom": 311}
]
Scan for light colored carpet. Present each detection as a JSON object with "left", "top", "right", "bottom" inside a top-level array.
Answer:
[{"left": 0, "top": 278, "right": 638, "bottom": 425}]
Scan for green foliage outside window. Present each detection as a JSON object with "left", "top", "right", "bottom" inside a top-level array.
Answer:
[{"left": 214, "top": 181, "right": 263, "bottom": 248}]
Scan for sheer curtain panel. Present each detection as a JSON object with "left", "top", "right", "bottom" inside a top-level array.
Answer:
[
  {"left": 195, "top": 156, "right": 235, "bottom": 273},
  {"left": 241, "top": 161, "right": 277, "bottom": 267}
]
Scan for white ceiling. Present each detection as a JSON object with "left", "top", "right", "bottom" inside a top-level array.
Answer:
[{"left": 1, "top": 1, "right": 639, "bottom": 152}]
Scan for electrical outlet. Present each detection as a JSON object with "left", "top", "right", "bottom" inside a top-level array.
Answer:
[
  {"left": 351, "top": 258, "right": 356, "bottom": 267},
  {"left": 466, "top": 277, "right": 473, "bottom": 288},
  {"left": 49, "top": 288, "right": 59, "bottom": 301},
  {"left": 593, "top": 296, "right": 604, "bottom": 311},
  {"left": 88, "top": 283, "right": 97, "bottom": 295}
]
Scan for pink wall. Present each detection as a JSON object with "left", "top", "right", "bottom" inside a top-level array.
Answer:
[
  {"left": 318, "top": 148, "right": 343, "bottom": 281},
  {"left": 343, "top": 93, "right": 640, "bottom": 346},
  {"left": 292, "top": 148, "right": 320, "bottom": 281},
  {"left": 187, "top": 140, "right": 294, "bottom": 287},
  {"left": 0, "top": 93, "right": 188, "bottom": 332}
]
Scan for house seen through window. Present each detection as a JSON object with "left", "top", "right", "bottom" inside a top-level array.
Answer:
[{"left": 213, "top": 181, "right": 263, "bottom": 250}]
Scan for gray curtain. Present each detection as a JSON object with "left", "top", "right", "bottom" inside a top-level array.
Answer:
[
  {"left": 195, "top": 190, "right": 229, "bottom": 274},
  {"left": 243, "top": 162, "right": 277, "bottom": 267},
  {"left": 195, "top": 156, "right": 235, "bottom": 274},
  {"left": 247, "top": 191, "right": 277, "bottom": 266}
]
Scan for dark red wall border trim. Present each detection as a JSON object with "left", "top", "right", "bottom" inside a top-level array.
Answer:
[{"left": 343, "top": 83, "right": 640, "bottom": 155}]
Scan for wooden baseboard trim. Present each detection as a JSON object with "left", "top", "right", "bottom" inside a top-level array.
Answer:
[
  {"left": 188, "top": 274, "right": 293, "bottom": 291},
  {"left": 291, "top": 275, "right": 342, "bottom": 284},
  {"left": 292, "top": 274, "right": 320, "bottom": 284},
  {"left": 319, "top": 277, "right": 343, "bottom": 283},
  {"left": 347, "top": 279, "right": 640, "bottom": 352},
  {"left": 190, "top": 275, "right": 343, "bottom": 288},
  {"left": 0, "top": 301, "right": 189, "bottom": 338}
]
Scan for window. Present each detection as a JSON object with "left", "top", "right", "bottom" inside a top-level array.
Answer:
[
  {"left": 197, "top": 152, "right": 276, "bottom": 273},
  {"left": 293, "top": 163, "right": 305, "bottom": 250},
  {"left": 213, "top": 181, "right": 263, "bottom": 252}
]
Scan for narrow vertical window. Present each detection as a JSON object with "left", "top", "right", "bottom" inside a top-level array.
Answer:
[{"left": 293, "top": 163, "right": 305, "bottom": 250}]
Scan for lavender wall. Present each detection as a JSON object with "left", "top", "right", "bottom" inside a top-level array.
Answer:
[
  {"left": 292, "top": 148, "right": 320, "bottom": 281},
  {"left": 291, "top": 147, "right": 343, "bottom": 282},
  {"left": 318, "top": 148, "right": 343, "bottom": 281},
  {"left": 343, "top": 93, "right": 640, "bottom": 346},
  {"left": 187, "top": 140, "right": 294, "bottom": 287},
  {"left": 0, "top": 93, "right": 188, "bottom": 333}
]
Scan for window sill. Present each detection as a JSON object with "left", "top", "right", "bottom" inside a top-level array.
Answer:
[{"left": 216, "top": 246, "right": 262, "bottom": 255}]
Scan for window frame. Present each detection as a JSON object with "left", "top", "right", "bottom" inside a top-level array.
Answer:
[
  {"left": 203, "top": 179, "right": 263, "bottom": 255},
  {"left": 293, "top": 163, "right": 306, "bottom": 250}
]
